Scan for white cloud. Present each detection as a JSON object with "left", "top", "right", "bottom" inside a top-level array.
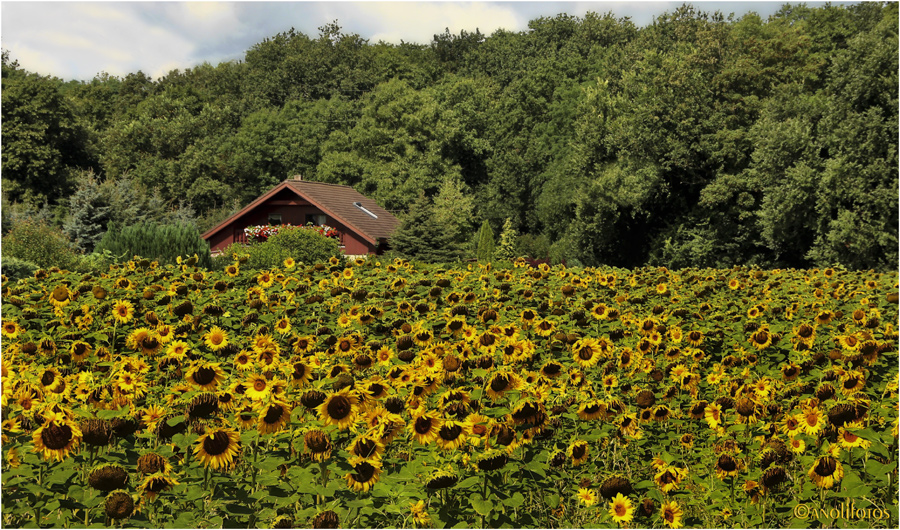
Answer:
[{"left": 359, "top": 2, "right": 523, "bottom": 44}]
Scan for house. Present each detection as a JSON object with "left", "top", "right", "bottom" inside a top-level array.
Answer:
[{"left": 202, "top": 176, "right": 400, "bottom": 256}]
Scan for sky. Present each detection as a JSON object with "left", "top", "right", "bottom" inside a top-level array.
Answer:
[{"left": 1, "top": 1, "right": 851, "bottom": 82}]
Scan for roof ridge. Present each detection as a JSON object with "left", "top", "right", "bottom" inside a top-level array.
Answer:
[{"left": 285, "top": 179, "right": 357, "bottom": 190}]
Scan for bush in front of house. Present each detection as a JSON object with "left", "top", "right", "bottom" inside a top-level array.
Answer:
[
  {"left": 1, "top": 219, "right": 82, "bottom": 270},
  {"left": 95, "top": 221, "right": 212, "bottom": 268},
  {"left": 222, "top": 225, "right": 341, "bottom": 270}
]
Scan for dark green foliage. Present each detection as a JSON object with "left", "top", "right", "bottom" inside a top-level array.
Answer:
[
  {"left": 1, "top": 220, "right": 81, "bottom": 270},
  {"left": 1, "top": 54, "right": 93, "bottom": 206},
  {"left": 391, "top": 192, "right": 461, "bottom": 264},
  {"left": 221, "top": 241, "right": 290, "bottom": 271},
  {"left": 221, "top": 226, "right": 341, "bottom": 270},
  {"left": 266, "top": 226, "right": 341, "bottom": 265},
  {"left": 2, "top": 3, "right": 895, "bottom": 271},
  {"left": 1, "top": 256, "right": 39, "bottom": 281},
  {"left": 95, "top": 221, "right": 212, "bottom": 268}
]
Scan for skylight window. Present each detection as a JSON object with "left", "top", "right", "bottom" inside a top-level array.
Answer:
[{"left": 354, "top": 201, "right": 378, "bottom": 219}]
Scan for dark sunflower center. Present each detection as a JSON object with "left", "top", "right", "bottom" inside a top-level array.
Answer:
[
  {"left": 147, "top": 477, "right": 170, "bottom": 493},
  {"left": 354, "top": 439, "right": 377, "bottom": 457},
  {"left": 843, "top": 378, "right": 859, "bottom": 390},
  {"left": 203, "top": 431, "right": 232, "bottom": 456},
  {"left": 717, "top": 456, "right": 737, "bottom": 472},
  {"left": 439, "top": 425, "right": 463, "bottom": 441},
  {"left": 327, "top": 396, "right": 352, "bottom": 420},
  {"left": 578, "top": 347, "right": 594, "bottom": 360},
  {"left": 306, "top": 431, "right": 330, "bottom": 452},
  {"left": 264, "top": 405, "right": 284, "bottom": 424},
  {"left": 142, "top": 337, "right": 159, "bottom": 350},
  {"left": 193, "top": 367, "right": 216, "bottom": 385},
  {"left": 815, "top": 457, "right": 837, "bottom": 476},
  {"left": 583, "top": 404, "right": 601, "bottom": 415},
  {"left": 571, "top": 444, "right": 586, "bottom": 459},
  {"left": 414, "top": 417, "right": 434, "bottom": 434},
  {"left": 543, "top": 363, "right": 561, "bottom": 375},
  {"left": 41, "top": 370, "right": 56, "bottom": 386},
  {"left": 490, "top": 375, "right": 510, "bottom": 392},
  {"left": 42, "top": 422, "right": 73, "bottom": 450},
  {"left": 367, "top": 383, "right": 383, "bottom": 397},
  {"left": 690, "top": 332, "right": 702, "bottom": 341},
  {"left": 352, "top": 462, "right": 377, "bottom": 482}
]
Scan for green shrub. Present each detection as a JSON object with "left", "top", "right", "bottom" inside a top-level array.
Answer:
[
  {"left": 221, "top": 242, "right": 290, "bottom": 271},
  {"left": 1, "top": 220, "right": 81, "bottom": 270},
  {"left": 95, "top": 221, "right": 211, "bottom": 268},
  {"left": 1, "top": 256, "right": 39, "bottom": 281},
  {"left": 73, "top": 249, "right": 123, "bottom": 274},
  {"left": 267, "top": 226, "right": 341, "bottom": 265},
  {"left": 220, "top": 227, "right": 341, "bottom": 271}
]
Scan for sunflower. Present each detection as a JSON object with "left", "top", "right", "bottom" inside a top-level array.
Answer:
[
  {"left": 577, "top": 488, "right": 598, "bottom": 507},
  {"left": 292, "top": 335, "right": 317, "bottom": 354},
  {"left": 185, "top": 362, "right": 226, "bottom": 391},
  {"left": 608, "top": 493, "right": 635, "bottom": 525},
  {"left": 410, "top": 500, "right": 431, "bottom": 527},
  {"left": 809, "top": 455, "right": 843, "bottom": 489},
  {"left": 715, "top": 454, "right": 741, "bottom": 480},
  {"left": 244, "top": 373, "right": 272, "bottom": 401},
  {"left": 112, "top": 300, "right": 135, "bottom": 324},
  {"left": 348, "top": 433, "right": 385, "bottom": 460},
  {"left": 1, "top": 320, "right": 22, "bottom": 339},
  {"left": 194, "top": 427, "right": 241, "bottom": 470},
  {"left": 660, "top": 500, "right": 683, "bottom": 529},
  {"left": 837, "top": 425, "right": 872, "bottom": 450},
  {"left": 572, "top": 338, "right": 603, "bottom": 368},
  {"left": 138, "top": 472, "right": 179, "bottom": 500},
  {"left": 32, "top": 410, "right": 82, "bottom": 461},
  {"left": 165, "top": 340, "right": 190, "bottom": 360},
  {"left": 258, "top": 399, "right": 292, "bottom": 434},
  {"left": 305, "top": 429, "right": 333, "bottom": 462},
  {"left": 274, "top": 317, "right": 292, "bottom": 335},
  {"left": 839, "top": 371, "right": 866, "bottom": 396},
  {"left": 577, "top": 399, "right": 607, "bottom": 421},
  {"left": 704, "top": 403, "right": 723, "bottom": 429},
  {"left": 686, "top": 330, "right": 704, "bottom": 347},
  {"left": 788, "top": 437, "right": 806, "bottom": 454},
  {"left": 409, "top": 409, "right": 442, "bottom": 445},
  {"left": 435, "top": 419, "right": 469, "bottom": 451},
  {"left": 800, "top": 406, "right": 826, "bottom": 436},
  {"left": 317, "top": 390, "right": 359, "bottom": 430},
  {"left": 204, "top": 326, "right": 229, "bottom": 352},
  {"left": 748, "top": 328, "right": 772, "bottom": 350},
  {"left": 345, "top": 456, "right": 382, "bottom": 492},
  {"left": 568, "top": 439, "right": 590, "bottom": 466},
  {"left": 653, "top": 466, "right": 684, "bottom": 494},
  {"left": 485, "top": 371, "right": 523, "bottom": 401}
]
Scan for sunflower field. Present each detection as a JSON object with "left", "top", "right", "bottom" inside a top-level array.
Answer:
[{"left": 1, "top": 255, "right": 898, "bottom": 528}]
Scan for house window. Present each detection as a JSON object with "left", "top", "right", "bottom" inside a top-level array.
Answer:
[
  {"left": 268, "top": 213, "right": 282, "bottom": 226},
  {"left": 306, "top": 214, "right": 326, "bottom": 226}
]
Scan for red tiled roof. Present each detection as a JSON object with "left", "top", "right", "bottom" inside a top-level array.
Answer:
[
  {"left": 201, "top": 178, "right": 400, "bottom": 245},
  {"left": 284, "top": 179, "right": 400, "bottom": 243}
]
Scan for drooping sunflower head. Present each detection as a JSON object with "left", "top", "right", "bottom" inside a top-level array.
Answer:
[
  {"left": 88, "top": 463, "right": 129, "bottom": 492},
  {"left": 344, "top": 456, "right": 383, "bottom": 492},
  {"left": 104, "top": 490, "right": 134, "bottom": 521}
]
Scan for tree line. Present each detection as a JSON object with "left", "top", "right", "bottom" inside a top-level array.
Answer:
[{"left": 2, "top": 3, "right": 897, "bottom": 269}]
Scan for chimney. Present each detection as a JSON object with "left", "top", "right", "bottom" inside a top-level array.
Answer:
[{"left": 294, "top": 174, "right": 303, "bottom": 181}]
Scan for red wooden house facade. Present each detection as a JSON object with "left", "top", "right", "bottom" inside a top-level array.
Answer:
[{"left": 202, "top": 177, "right": 400, "bottom": 255}]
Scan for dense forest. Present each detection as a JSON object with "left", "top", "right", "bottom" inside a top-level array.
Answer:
[{"left": 2, "top": 2, "right": 897, "bottom": 270}]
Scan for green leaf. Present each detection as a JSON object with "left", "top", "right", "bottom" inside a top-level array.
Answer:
[
  {"left": 471, "top": 493, "right": 493, "bottom": 516},
  {"left": 457, "top": 476, "right": 480, "bottom": 489},
  {"left": 546, "top": 493, "right": 560, "bottom": 509},
  {"left": 503, "top": 492, "right": 525, "bottom": 508}
]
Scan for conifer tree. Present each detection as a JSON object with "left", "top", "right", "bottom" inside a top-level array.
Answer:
[
  {"left": 63, "top": 172, "right": 111, "bottom": 252},
  {"left": 474, "top": 220, "right": 495, "bottom": 262},
  {"left": 391, "top": 191, "right": 460, "bottom": 263},
  {"left": 495, "top": 217, "right": 518, "bottom": 261}
]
